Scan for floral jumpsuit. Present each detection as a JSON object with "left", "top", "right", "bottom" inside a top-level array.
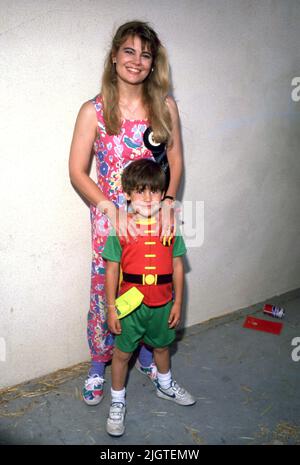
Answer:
[{"left": 88, "top": 95, "right": 154, "bottom": 362}]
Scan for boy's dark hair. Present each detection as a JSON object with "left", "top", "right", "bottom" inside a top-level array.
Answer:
[{"left": 121, "top": 159, "right": 166, "bottom": 194}]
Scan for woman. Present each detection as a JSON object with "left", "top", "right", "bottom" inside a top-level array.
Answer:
[{"left": 69, "top": 21, "right": 183, "bottom": 405}]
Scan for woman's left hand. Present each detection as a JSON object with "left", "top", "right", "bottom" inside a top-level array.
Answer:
[{"left": 160, "top": 198, "right": 176, "bottom": 242}]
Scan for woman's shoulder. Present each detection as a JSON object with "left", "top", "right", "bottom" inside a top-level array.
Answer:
[
  {"left": 165, "top": 94, "right": 176, "bottom": 106},
  {"left": 165, "top": 95, "right": 180, "bottom": 121},
  {"left": 75, "top": 99, "right": 99, "bottom": 128},
  {"left": 80, "top": 94, "right": 102, "bottom": 109},
  {"left": 78, "top": 94, "right": 103, "bottom": 122}
]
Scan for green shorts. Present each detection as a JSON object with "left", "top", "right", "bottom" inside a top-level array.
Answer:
[{"left": 115, "top": 301, "right": 175, "bottom": 353}]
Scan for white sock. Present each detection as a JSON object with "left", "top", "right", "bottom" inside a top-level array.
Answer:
[
  {"left": 157, "top": 370, "right": 172, "bottom": 389},
  {"left": 111, "top": 387, "right": 126, "bottom": 405}
]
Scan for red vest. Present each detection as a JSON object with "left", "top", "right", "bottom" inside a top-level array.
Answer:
[{"left": 118, "top": 215, "right": 173, "bottom": 306}]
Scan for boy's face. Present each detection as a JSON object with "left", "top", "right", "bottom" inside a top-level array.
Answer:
[{"left": 125, "top": 187, "right": 163, "bottom": 218}]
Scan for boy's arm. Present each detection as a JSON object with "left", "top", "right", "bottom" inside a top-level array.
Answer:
[
  {"left": 168, "top": 256, "right": 184, "bottom": 328},
  {"left": 105, "top": 260, "right": 122, "bottom": 335}
]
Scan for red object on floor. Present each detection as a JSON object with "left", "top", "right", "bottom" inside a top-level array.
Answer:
[{"left": 243, "top": 316, "right": 283, "bottom": 335}]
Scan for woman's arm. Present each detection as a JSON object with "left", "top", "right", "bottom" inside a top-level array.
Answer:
[
  {"left": 159, "top": 96, "right": 183, "bottom": 240},
  {"left": 68, "top": 101, "right": 117, "bottom": 219},
  {"left": 69, "top": 101, "right": 138, "bottom": 239},
  {"left": 165, "top": 96, "right": 184, "bottom": 200}
]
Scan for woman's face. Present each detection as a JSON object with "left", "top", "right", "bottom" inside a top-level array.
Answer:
[{"left": 113, "top": 35, "right": 153, "bottom": 86}]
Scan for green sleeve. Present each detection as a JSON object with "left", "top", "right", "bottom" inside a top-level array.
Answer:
[
  {"left": 173, "top": 230, "right": 187, "bottom": 257},
  {"left": 102, "top": 228, "right": 122, "bottom": 263}
]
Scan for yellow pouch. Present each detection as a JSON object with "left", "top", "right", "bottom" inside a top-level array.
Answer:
[{"left": 115, "top": 287, "right": 144, "bottom": 319}]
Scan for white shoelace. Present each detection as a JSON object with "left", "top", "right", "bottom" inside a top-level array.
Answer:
[
  {"left": 85, "top": 375, "right": 104, "bottom": 390},
  {"left": 110, "top": 402, "right": 125, "bottom": 420},
  {"left": 171, "top": 381, "right": 186, "bottom": 396}
]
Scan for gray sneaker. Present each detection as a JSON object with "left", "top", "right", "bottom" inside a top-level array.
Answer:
[
  {"left": 156, "top": 380, "right": 196, "bottom": 406},
  {"left": 106, "top": 402, "right": 126, "bottom": 437}
]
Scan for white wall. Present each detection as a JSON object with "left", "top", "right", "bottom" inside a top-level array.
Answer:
[{"left": 1, "top": 0, "right": 300, "bottom": 389}]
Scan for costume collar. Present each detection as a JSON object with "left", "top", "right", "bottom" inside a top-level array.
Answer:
[{"left": 135, "top": 216, "right": 157, "bottom": 225}]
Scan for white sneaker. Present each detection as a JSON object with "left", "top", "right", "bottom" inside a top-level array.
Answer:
[
  {"left": 106, "top": 402, "right": 126, "bottom": 437},
  {"left": 156, "top": 380, "right": 196, "bottom": 406}
]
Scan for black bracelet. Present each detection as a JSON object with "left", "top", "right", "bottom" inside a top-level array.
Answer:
[{"left": 162, "top": 195, "right": 175, "bottom": 201}]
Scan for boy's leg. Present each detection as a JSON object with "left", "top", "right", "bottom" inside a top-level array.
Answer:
[
  {"left": 153, "top": 346, "right": 172, "bottom": 390},
  {"left": 153, "top": 346, "right": 170, "bottom": 374},
  {"left": 111, "top": 347, "right": 132, "bottom": 390},
  {"left": 143, "top": 302, "right": 196, "bottom": 406},
  {"left": 106, "top": 348, "right": 132, "bottom": 437}
]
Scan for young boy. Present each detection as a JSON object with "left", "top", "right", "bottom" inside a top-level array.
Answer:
[{"left": 102, "top": 159, "right": 195, "bottom": 437}]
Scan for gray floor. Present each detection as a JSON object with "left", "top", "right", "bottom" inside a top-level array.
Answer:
[{"left": 1, "top": 291, "right": 300, "bottom": 445}]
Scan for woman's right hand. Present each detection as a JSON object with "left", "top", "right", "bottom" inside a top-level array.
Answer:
[
  {"left": 116, "top": 209, "right": 139, "bottom": 241},
  {"left": 98, "top": 199, "right": 138, "bottom": 242}
]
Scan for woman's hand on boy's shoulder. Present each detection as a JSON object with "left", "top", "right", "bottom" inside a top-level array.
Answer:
[
  {"left": 114, "top": 210, "right": 139, "bottom": 243},
  {"left": 159, "top": 200, "right": 175, "bottom": 242}
]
